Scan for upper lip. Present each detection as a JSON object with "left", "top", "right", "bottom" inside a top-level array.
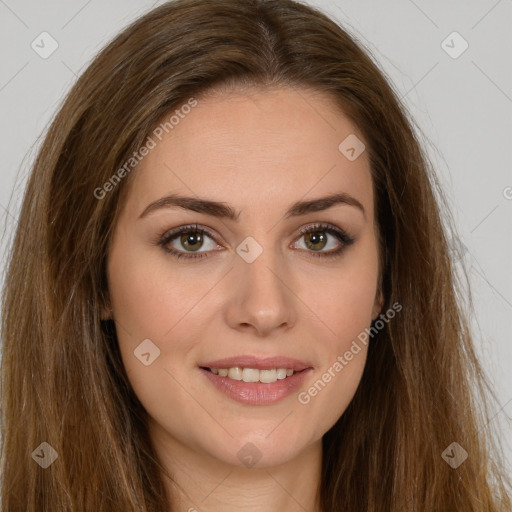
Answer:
[{"left": 199, "top": 356, "right": 313, "bottom": 372}]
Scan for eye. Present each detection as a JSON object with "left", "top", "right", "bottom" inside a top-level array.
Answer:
[
  {"left": 291, "top": 223, "right": 355, "bottom": 259},
  {"left": 158, "top": 224, "right": 220, "bottom": 260},
  {"left": 157, "top": 222, "right": 355, "bottom": 260}
]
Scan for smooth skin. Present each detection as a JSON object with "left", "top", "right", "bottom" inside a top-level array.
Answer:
[{"left": 105, "top": 86, "right": 383, "bottom": 512}]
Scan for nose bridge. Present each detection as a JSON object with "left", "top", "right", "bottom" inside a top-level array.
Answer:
[
  {"left": 237, "top": 234, "right": 287, "bottom": 301},
  {"left": 225, "top": 233, "right": 295, "bottom": 335}
]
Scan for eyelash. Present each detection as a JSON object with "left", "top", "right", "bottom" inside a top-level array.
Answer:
[{"left": 157, "top": 222, "right": 355, "bottom": 261}]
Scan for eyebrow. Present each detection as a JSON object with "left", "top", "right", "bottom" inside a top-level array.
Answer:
[{"left": 138, "top": 192, "right": 365, "bottom": 221}]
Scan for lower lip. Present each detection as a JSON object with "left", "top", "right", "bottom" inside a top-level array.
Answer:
[{"left": 199, "top": 368, "right": 312, "bottom": 405}]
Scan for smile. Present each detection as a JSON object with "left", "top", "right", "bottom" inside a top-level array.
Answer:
[{"left": 204, "top": 367, "right": 295, "bottom": 383}]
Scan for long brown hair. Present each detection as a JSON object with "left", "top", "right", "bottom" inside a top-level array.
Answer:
[{"left": 1, "top": 0, "right": 510, "bottom": 510}]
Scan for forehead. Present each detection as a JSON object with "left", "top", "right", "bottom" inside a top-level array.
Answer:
[{"left": 122, "top": 86, "right": 373, "bottom": 221}]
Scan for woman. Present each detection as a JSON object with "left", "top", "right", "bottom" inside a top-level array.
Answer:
[{"left": 1, "top": 0, "right": 510, "bottom": 510}]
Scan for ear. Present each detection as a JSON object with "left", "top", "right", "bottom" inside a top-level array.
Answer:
[{"left": 371, "top": 287, "right": 384, "bottom": 321}]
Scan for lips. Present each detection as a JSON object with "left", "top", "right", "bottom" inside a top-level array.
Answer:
[
  {"left": 199, "top": 366, "right": 312, "bottom": 405},
  {"left": 199, "top": 355, "right": 312, "bottom": 372},
  {"left": 197, "top": 355, "right": 313, "bottom": 405}
]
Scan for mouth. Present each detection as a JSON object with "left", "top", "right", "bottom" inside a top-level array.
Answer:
[
  {"left": 200, "top": 366, "right": 305, "bottom": 383},
  {"left": 198, "top": 356, "right": 313, "bottom": 405}
]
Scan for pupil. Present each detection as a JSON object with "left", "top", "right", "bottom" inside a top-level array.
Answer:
[
  {"left": 307, "top": 231, "right": 326, "bottom": 250},
  {"left": 183, "top": 232, "right": 202, "bottom": 251}
]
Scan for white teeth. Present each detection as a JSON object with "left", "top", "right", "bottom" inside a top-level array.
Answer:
[
  {"left": 259, "top": 369, "right": 277, "bottom": 383},
  {"left": 242, "top": 368, "right": 260, "bottom": 382},
  {"left": 228, "top": 367, "right": 243, "bottom": 380},
  {"left": 209, "top": 367, "right": 296, "bottom": 383},
  {"left": 276, "top": 368, "right": 287, "bottom": 380}
]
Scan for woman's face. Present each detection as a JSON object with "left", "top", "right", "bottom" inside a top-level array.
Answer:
[{"left": 106, "top": 86, "right": 383, "bottom": 469}]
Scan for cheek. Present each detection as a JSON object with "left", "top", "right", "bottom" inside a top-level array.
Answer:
[
  {"left": 106, "top": 248, "right": 194, "bottom": 433},
  {"left": 298, "top": 350, "right": 367, "bottom": 430},
  {"left": 107, "top": 240, "right": 188, "bottom": 339},
  {"left": 106, "top": 239, "right": 210, "bottom": 412},
  {"left": 295, "top": 236, "right": 378, "bottom": 426},
  {"left": 296, "top": 296, "right": 371, "bottom": 435},
  {"left": 311, "top": 235, "right": 380, "bottom": 350}
]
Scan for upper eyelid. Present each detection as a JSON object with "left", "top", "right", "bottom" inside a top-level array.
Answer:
[
  {"left": 159, "top": 222, "right": 349, "bottom": 247},
  {"left": 160, "top": 224, "right": 218, "bottom": 244}
]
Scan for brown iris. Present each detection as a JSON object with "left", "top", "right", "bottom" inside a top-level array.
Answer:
[
  {"left": 304, "top": 230, "right": 327, "bottom": 251},
  {"left": 180, "top": 231, "right": 204, "bottom": 252}
]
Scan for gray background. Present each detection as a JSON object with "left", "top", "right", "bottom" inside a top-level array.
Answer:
[{"left": 0, "top": 0, "right": 511, "bottom": 474}]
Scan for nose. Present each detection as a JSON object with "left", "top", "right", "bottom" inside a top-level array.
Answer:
[{"left": 223, "top": 246, "right": 297, "bottom": 338}]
